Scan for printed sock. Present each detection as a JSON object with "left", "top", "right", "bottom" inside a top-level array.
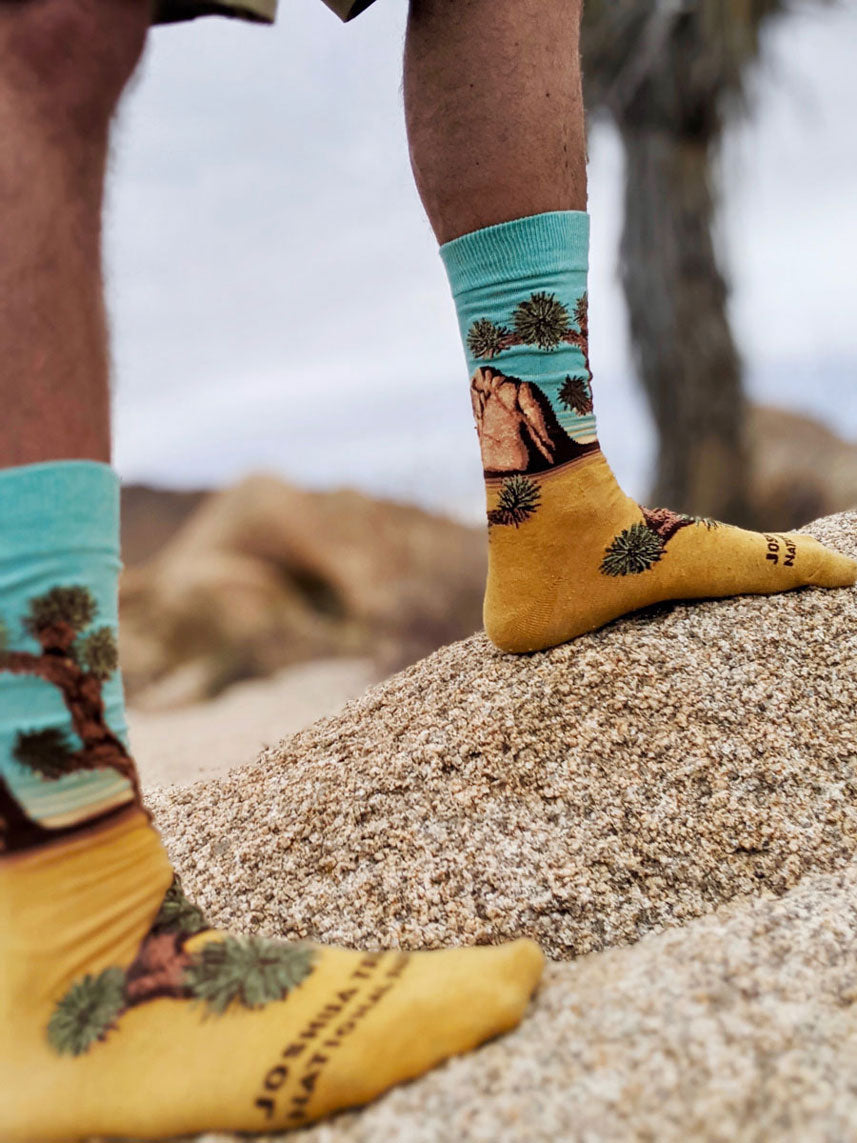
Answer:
[
  {"left": 0, "top": 461, "right": 543, "bottom": 1141},
  {"left": 440, "top": 211, "right": 857, "bottom": 652}
]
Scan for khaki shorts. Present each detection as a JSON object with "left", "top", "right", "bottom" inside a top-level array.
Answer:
[{"left": 154, "top": 0, "right": 377, "bottom": 24}]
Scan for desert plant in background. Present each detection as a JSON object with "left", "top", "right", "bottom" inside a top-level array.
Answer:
[{"left": 581, "top": 0, "right": 816, "bottom": 526}]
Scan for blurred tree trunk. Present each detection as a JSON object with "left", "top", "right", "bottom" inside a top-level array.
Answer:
[
  {"left": 619, "top": 127, "right": 753, "bottom": 523},
  {"left": 581, "top": 0, "right": 800, "bottom": 525}
]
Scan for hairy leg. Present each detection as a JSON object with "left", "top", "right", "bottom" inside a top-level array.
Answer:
[
  {"left": 0, "top": 0, "right": 151, "bottom": 468},
  {"left": 404, "top": 0, "right": 586, "bottom": 244}
]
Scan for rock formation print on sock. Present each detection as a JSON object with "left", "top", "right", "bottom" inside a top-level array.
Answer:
[
  {"left": 46, "top": 876, "right": 317, "bottom": 1056},
  {"left": 467, "top": 292, "right": 591, "bottom": 363},
  {"left": 601, "top": 508, "right": 722, "bottom": 577},
  {"left": 471, "top": 366, "right": 599, "bottom": 478},
  {"left": 0, "top": 586, "right": 142, "bottom": 855}
]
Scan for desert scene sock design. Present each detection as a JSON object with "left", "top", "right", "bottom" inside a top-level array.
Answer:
[
  {"left": 0, "top": 463, "right": 139, "bottom": 853},
  {"left": 440, "top": 211, "right": 857, "bottom": 651},
  {"left": 0, "top": 461, "right": 543, "bottom": 1140},
  {"left": 0, "top": 581, "right": 141, "bottom": 851}
]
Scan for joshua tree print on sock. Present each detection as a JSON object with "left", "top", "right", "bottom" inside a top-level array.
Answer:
[
  {"left": 0, "top": 590, "right": 320, "bottom": 1056},
  {"left": 0, "top": 585, "right": 141, "bottom": 855},
  {"left": 601, "top": 508, "right": 722, "bottom": 576},
  {"left": 467, "top": 292, "right": 591, "bottom": 368},
  {"left": 558, "top": 374, "right": 594, "bottom": 416},
  {"left": 47, "top": 876, "right": 317, "bottom": 1056},
  {"left": 487, "top": 476, "right": 542, "bottom": 528}
]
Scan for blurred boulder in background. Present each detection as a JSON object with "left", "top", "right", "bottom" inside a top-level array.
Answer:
[
  {"left": 121, "top": 485, "right": 210, "bottom": 566},
  {"left": 120, "top": 402, "right": 857, "bottom": 709},
  {"left": 750, "top": 406, "right": 857, "bottom": 533},
  {"left": 119, "top": 474, "right": 485, "bottom": 707}
]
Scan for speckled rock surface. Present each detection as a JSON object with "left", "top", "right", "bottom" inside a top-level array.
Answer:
[
  {"left": 193, "top": 862, "right": 857, "bottom": 1143},
  {"left": 150, "top": 513, "right": 857, "bottom": 962},
  {"left": 145, "top": 512, "right": 857, "bottom": 1140}
]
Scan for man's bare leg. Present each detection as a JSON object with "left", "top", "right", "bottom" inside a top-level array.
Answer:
[
  {"left": 0, "top": 0, "right": 150, "bottom": 467},
  {"left": 404, "top": 0, "right": 586, "bottom": 244},
  {"left": 405, "top": 0, "right": 856, "bottom": 653}
]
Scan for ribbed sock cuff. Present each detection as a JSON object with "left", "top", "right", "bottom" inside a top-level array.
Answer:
[
  {"left": 0, "top": 461, "right": 120, "bottom": 562},
  {"left": 440, "top": 211, "right": 590, "bottom": 297}
]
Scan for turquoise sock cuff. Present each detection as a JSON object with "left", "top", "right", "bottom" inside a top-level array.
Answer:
[
  {"left": 440, "top": 211, "right": 590, "bottom": 297},
  {"left": 0, "top": 461, "right": 120, "bottom": 562}
]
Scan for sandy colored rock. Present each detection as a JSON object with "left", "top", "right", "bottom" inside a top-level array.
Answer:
[
  {"left": 119, "top": 409, "right": 857, "bottom": 708},
  {"left": 144, "top": 511, "right": 857, "bottom": 1139},
  {"left": 192, "top": 863, "right": 857, "bottom": 1142},
  {"left": 150, "top": 511, "right": 857, "bottom": 960},
  {"left": 121, "top": 484, "right": 210, "bottom": 567},
  {"left": 750, "top": 405, "right": 857, "bottom": 529}
]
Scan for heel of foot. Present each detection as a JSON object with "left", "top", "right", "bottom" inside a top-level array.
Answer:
[
  {"left": 484, "top": 596, "right": 594, "bottom": 654},
  {"left": 484, "top": 604, "right": 553, "bottom": 654}
]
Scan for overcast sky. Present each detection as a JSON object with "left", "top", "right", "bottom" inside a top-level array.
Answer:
[{"left": 105, "top": 0, "right": 857, "bottom": 520}]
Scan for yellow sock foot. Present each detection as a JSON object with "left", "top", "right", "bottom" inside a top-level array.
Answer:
[
  {"left": 1, "top": 814, "right": 543, "bottom": 1140},
  {"left": 440, "top": 212, "right": 856, "bottom": 652},
  {"left": 483, "top": 450, "right": 857, "bottom": 652}
]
